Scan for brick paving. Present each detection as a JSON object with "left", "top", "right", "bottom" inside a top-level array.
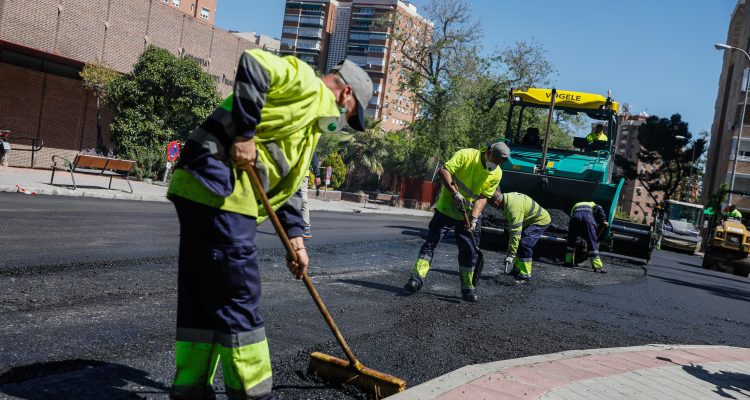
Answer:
[{"left": 390, "top": 345, "right": 750, "bottom": 400}]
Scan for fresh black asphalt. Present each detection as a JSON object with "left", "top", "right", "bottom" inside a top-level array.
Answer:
[{"left": 0, "top": 192, "right": 748, "bottom": 399}]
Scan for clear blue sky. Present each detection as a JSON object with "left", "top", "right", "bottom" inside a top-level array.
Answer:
[{"left": 216, "top": 0, "right": 737, "bottom": 135}]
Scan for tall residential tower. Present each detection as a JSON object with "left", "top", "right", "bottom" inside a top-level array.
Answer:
[{"left": 280, "top": 0, "right": 430, "bottom": 131}]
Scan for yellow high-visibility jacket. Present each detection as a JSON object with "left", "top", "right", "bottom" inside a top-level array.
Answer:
[
  {"left": 168, "top": 49, "right": 340, "bottom": 222},
  {"left": 502, "top": 192, "right": 551, "bottom": 255},
  {"left": 435, "top": 148, "right": 501, "bottom": 220}
]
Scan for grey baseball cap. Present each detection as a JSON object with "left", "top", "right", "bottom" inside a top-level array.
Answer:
[
  {"left": 331, "top": 60, "right": 373, "bottom": 131},
  {"left": 490, "top": 141, "right": 510, "bottom": 160}
]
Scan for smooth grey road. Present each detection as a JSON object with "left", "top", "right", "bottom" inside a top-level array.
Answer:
[{"left": 1, "top": 193, "right": 749, "bottom": 400}]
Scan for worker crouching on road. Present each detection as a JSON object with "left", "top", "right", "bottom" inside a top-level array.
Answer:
[
  {"left": 167, "top": 50, "right": 372, "bottom": 400},
  {"left": 489, "top": 191, "right": 551, "bottom": 282},
  {"left": 565, "top": 201, "right": 608, "bottom": 273},
  {"left": 404, "top": 143, "right": 509, "bottom": 302}
]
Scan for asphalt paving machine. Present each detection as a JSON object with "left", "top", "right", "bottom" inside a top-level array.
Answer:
[
  {"left": 702, "top": 189, "right": 750, "bottom": 276},
  {"left": 481, "top": 88, "right": 654, "bottom": 263}
]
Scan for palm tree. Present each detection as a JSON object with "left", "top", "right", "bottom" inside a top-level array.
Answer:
[{"left": 341, "top": 118, "right": 388, "bottom": 190}]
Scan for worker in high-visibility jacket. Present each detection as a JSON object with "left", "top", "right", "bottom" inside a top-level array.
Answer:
[
  {"left": 167, "top": 50, "right": 372, "bottom": 400},
  {"left": 723, "top": 204, "right": 743, "bottom": 221},
  {"left": 565, "top": 201, "right": 608, "bottom": 273},
  {"left": 489, "top": 191, "right": 551, "bottom": 282},
  {"left": 586, "top": 124, "right": 608, "bottom": 150},
  {"left": 403, "top": 143, "right": 509, "bottom": 302}
]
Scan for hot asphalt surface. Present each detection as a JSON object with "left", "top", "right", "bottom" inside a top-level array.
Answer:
[{"left": 1, "top": 192, "right": 749, "bottom": 399}]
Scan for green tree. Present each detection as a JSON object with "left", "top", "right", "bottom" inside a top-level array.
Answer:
[
  {"left": 321, "top": 152, "right": 346, "bottom": 189},
  {"left": 80, "top": 61, "right": 119, "bottom": 154},
  {"left": 615, "top": 114, "right": 707, "bottom": 204},
  {"left": 341, "top": 119, "right": 389, "bottom": 190},
  {"left": 390, "top": 0, "right": 482, "bottom": 169},
  {"left": 107, "top": 46, "right": 221, "bottom": 178}
]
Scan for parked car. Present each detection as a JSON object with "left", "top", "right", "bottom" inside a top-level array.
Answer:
[{"left": 661, "top": 219, "right": 702, "bottom": 254}]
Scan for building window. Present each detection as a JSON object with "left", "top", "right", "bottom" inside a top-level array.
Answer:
[
  {"left": 200, "top": 7, "right": 210, "bottom": 19},
  {"left": 162, "top": 0, "right": 168, "bottom": 2},
  {"left": 634, "top": 210, "right": 639, "bottom": 215},
  {"left": 191, "top": 3, "right": 195, "bottom": 11},
  {"left": 172, "top": 0, "right": 180, "bottom": 6}
]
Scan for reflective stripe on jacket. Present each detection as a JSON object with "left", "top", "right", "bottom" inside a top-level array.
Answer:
[
  {"left": 570, "top": 201, "right": 607, "bottom": 225},
  {"left": 503, "top": 192, "right": 551, "bottom": 255},
  {"left": 168, "top": 49, "right": 340, "bottom": 222},
  {"left": 435, "top": 148, "right": 501, "bottom": 220}
]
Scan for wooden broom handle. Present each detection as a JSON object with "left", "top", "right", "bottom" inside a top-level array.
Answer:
[
  {"left": 452, "top": 182, "right": 472, "bottom": 230},
  {"left": 246, "top": 167, "right": 362, "bottom": 370}
]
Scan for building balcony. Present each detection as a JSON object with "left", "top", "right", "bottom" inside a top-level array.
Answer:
[
  {"left": 364, "top": 64, "right": 385, "bottom": 73},
  {"left": 298, "top": 33, "right": 323, "bottom": 40}
]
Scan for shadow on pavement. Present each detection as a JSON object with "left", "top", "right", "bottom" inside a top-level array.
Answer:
[
  {"left": 47, "top": 183, "right": 131, "bottom": 193},
  {"left": 650, "top": 275, "right": 750, "bottom": 302},
  {"left": 657, "top": 357, "right": 750, "bottom": 399},
  {"left": 0, "top": 359, "right": 168, "bottom": 400},
  {"left": 339, "top": 279, "right": 410, "bottom": 296},
  {"left": 338, "top": 278, "right": 464, "bottom": 304},
  {"left": 383, "top": 225, "right": 428, "bottom": 238},
  {"left": 657, "top": 263, "right": 745, "bottom": 283},
  {"left": 680, "top": 364, "right": 750, "bottom": 399}
]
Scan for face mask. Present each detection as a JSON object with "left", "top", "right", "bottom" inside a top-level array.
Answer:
[
  {"left": 317, "top": 107, "right": 350, "bottom": 133},
  {"left": 486, "top": 161, "right": 498, "bottom": 171}
]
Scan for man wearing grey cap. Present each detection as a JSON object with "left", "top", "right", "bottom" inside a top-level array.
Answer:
[
  {"left": 404, "top": 142, "right": 509, "bottom": 302},
  {"left": 167, "top": 51, "right": 372, "bottom": 399}
]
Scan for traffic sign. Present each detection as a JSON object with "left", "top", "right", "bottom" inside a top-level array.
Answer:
[{"left": 166, "top": 141, "right": 181, "bottom": 162}]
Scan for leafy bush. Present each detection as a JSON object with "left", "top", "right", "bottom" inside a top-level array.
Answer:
[
  {"left": 322, "top": 152, "right": 346, "bottom": 189},
  {"left": 107, "top": 46, "right": 220, "bottom": 179}
]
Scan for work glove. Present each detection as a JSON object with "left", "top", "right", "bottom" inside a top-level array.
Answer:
[
  {"left": 469, "top": 216, "right": 479, "bottom": 231},
  {"left": 504, "top": 255, "right": 514, "bottom": 275},
  {"left": 453, "top": 191, "right": 465, "bottom": 208}
]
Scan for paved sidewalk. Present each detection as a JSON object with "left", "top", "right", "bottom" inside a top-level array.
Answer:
[
  {"left": 0, "top": 166, "right": 432, "bottom": 217},
  {"left": 390, "top": 344, "right": 750, "bottom": 399}
]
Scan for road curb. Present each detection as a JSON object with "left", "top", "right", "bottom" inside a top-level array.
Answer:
[
  {"left": 0, "top": 185, "right": 169, "bottom": 203},
  {"left": 388, "top": 344, "right": 747, "bottom": 399}
]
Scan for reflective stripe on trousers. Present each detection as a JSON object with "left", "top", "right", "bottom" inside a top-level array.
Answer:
[
  {"left": 566, "top": 211, "right": 603, "bottom": 269},
  {"left": 171, "top": 196, "right": 273, "bottom": 399},
  {"left": 515, "top": 224, "right": 548, "bottom": 276},
  {"left": 415, "top": 210, "right": 480, "bottom": 283},
  {"left": 299, "top": 176, "right": 310, "bottom": 228}
]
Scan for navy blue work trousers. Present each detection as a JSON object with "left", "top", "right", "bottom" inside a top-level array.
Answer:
[
  {"left": 418, "top": 210, "right": 481, "bottom": 268},
  {"left": 172, "top": 195, "right": 264, "bottom": 335},
  {"left": 566, "top": 210, "right": 600, "bottom": 256}
]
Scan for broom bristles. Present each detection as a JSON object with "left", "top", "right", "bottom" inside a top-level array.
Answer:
[{"left": 307, "top": 351, "right": 406, "bottom": 399}]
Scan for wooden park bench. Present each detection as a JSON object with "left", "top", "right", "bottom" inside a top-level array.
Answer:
[
  {"left": 363, "top": 192, "right": 397, "bottom": 210},
  {"left": 50, "top": 154, "right": 136, "bottom": 193}
]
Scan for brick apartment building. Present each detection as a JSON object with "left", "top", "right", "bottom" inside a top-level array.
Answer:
[
  {"left": 0, "top": 0, "right": 259, "bottom": 169},
  {"left": 613, "top": 112, "right": 662, "bottom": 224},
  {"left": 280, "top": 0, "right": 338, "bottom": 69},
  {"left": 160, "top": 0, "right": 217, "bottom": 24},
  {"left": 280, "top": 0, "right": 430, "bottom": 132},
  {"left": 704, "top": 0, "right": 750, "bottom": 211}
]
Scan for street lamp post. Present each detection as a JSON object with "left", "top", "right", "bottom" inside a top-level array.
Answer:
[{"left": 715, "top": 43, "right": 750, "bottom": 205}]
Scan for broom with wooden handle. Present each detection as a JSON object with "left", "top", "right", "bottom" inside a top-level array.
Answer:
[{"left": 246, "top": 167, "right": 406, "bottom": 399}]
